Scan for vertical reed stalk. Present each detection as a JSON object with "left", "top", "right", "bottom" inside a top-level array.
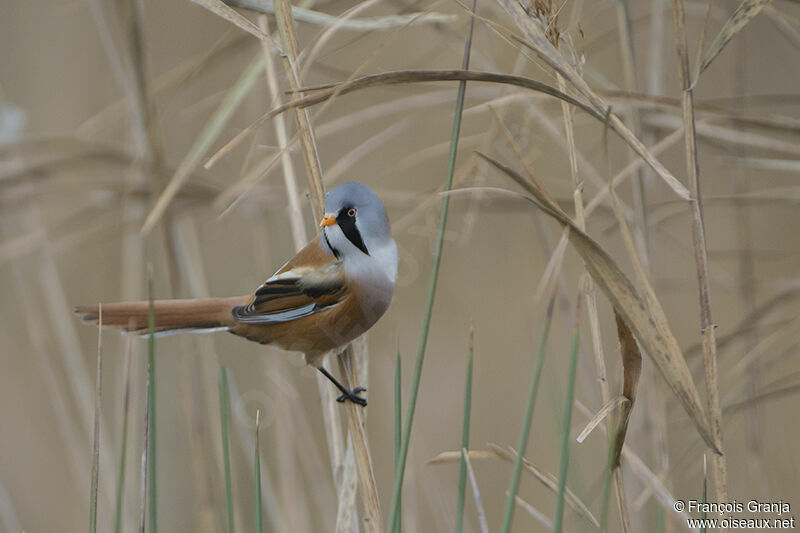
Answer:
[
  {"left": 671, "top": 0, "right": 728, "bottom": 503},
  {"left": 336, "top": 349, "right": 383, "bottom": 532},
  {"left": 500, "top": 287, "right": 557, "bottom": 533},
  {"left": 114, "top": 340, "right": 133, "bottom": 533},
  {"left": 554, "top": 294, "right": 583, "bottom": 533},
  {"left": 394, "top": 354, "right": 402, "bottom": 533},
  {"left": 140, "top": 266, "right": 157, "bottom": 533},
  {"left": 388, "top": 2, "right": 476, "bottom": 529},
  {"left": 254, "top": 410, "right": 263, "bottom": 533},
  {"left": 89, "top": 305, "right": 103, "bottom": 533},
  {"left": 218, "top": 366, "right": 235, "bottom": 533},
  {"left": 455, "top": 327, "right": 474, "bottom": 533}
]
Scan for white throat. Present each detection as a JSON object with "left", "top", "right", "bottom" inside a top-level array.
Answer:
[{"left": 323, "top": 225, "right": 398, "bottom": 286}]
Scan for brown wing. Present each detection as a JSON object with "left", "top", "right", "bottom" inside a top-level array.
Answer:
[{"left": 232, "top": 235, "right": 347, "bottom": 324}]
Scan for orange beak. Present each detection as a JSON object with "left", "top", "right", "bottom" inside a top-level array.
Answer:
[{"left": 319, "top": 213, "right": 337, "bottom": 228}]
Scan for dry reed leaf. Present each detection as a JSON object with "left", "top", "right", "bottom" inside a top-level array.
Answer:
[
  {"left": 462, "top": 449, "right": 490, "bottom": 533},
  {"left": 699, "top": 0, "right": 772, "bottom": 75},
  {"left": 337, "top": 349, "right": 382, "bottom": 533},
  {"left": 491, "top": 445, "right": 601, "bottom": 531},
  {"left": 574, "top": 400, "right": 697, "bottom": 532},
  {"left": 513, "top": 495, "right": 553, "bottom": 531},
  {"left": 457, "top": 157, "right": 717, "bottom": 451},
  {"left": 205, "top": 69, "right": 600, "bottom": 168},
  {"left": 575, "top": 396, "right": 629, "bottom": 444},
  {"left": 427, "top": 447, "right": 601, "bottom": 531},
  {"left": 612, "top": 310, "right": 641, "bottom": 466}
]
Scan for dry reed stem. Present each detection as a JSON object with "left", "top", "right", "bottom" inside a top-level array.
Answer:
[
  {"left": 272, "top": 1, "right": 381, "bottom": 529},
  {"left": 210, "top": 0, "right": 456, "bottom": 210},
  {"left": 549, "top": 9, "right": 631, "bottom": 525},
  {"left": 514, "top": 495, "right": 554, "bottom": 531},
  {"left": 542, "top": 6, "right": 632, "bottom": 526},
  {"left": 337, "top": 348, "right": 383, "bottom": 532},
  {"left": 257, "top": 17, "right": 350, "bottom": 512},
  {"left": 257, "top": 15, "right": 353, "bottom": 526},
  {"left": 274, "top": 0, "right": 325, "bottom": 217},
  {"left": 671, "top": 0, "right": 728, "bottom": 503},
  {"left": 258, "top": 15, "right": 307, "bottom": 251}
]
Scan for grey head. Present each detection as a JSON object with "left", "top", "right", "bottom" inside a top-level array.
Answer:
[{"left": 320, "top": 182, "right": 394, "bottom": 260}]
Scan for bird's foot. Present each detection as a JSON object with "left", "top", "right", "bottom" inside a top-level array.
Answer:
[{"left": 336, "top": 386, "right": 367, "bottom": 407}]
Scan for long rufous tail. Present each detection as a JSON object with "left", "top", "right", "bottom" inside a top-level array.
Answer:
[{"left": 75, "top": 296, "right": 250, "bottom": 335}]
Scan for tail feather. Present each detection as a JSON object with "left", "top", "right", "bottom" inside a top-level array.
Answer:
[{"left": 75, "top": 296, "right": 249, "bottom": 335}]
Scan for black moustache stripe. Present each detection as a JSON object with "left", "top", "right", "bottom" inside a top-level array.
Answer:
[
  {"left": 337, "top": 209, "right": 369, "bottom": 255},
  {"left": 323, "top": 230, "right": 340, "bottom": 259}
]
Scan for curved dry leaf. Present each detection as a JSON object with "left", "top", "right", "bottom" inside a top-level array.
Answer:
[
  {"left": 699, "top": 0, "right": 772, "bottom": 75},
  {"left": 450, "top": 160, "right": 717, "bottom": 452},
  {"left": 613, "top": 310, "right": 641, "bottom": 466},
  {"left": 576, "top": 396, "right": 629, "bottom": 444}
]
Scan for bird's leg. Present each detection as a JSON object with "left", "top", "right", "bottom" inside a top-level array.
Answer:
[{"left": 317, "top": 366, "right": 367, "bottom": 407}]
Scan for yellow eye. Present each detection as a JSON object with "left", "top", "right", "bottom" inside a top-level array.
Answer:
[{"left": 347, "top": 208, "right": 356, "bottom": 217}]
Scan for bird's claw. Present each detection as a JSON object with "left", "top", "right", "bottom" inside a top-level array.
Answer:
[{"left": 336, "top": 386, "right": 367, "bottom": 406}]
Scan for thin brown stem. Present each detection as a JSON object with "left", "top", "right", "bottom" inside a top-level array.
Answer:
[{"left": 671, "top": 0, "right": 728, "bottom": 503}]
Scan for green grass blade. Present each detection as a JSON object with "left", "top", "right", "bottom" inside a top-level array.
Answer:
[
  {"left": 89, "top": 306, "right": 103, "bottom": 533},
  {"left": 147, "top": 270, "right": 157, "bottom": 533},
  {"left": 455, "top": 328, "right": 474, "bottom": 533},
  {"left": 218, "top": 366, "right": 235, "bottom": 533},
  {"left": 113, "top": 343, "right": 133, "bottom": 533},
  {"left": 387, "top": 3, "right": 477, "bottom": 531},
  {"left": 393, "top": 353, "right": 402, "bottom": 533},
  {"left": 554, "top": 303, "right": 582, "bottom": 533},
  {"left": 254, "top": 409, "right": 263, "bottom": 533},
  {"left": 500, "top": 290, "right": 557, "bottom": 533}
]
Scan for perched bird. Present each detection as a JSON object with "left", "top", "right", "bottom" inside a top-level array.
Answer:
[{"left": 75, "top": 182, "right": 398, "bottom": 406}]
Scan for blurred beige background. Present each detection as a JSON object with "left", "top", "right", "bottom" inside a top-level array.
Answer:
[{"left": 2, "top": 0, "right": 800, "bottom": 531}]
